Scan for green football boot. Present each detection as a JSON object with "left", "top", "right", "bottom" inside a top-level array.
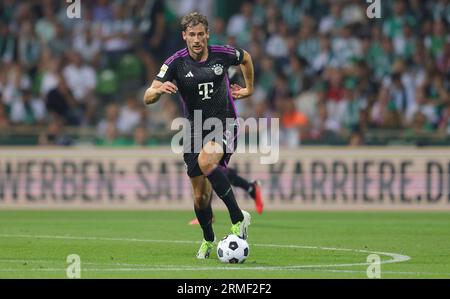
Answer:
[
  {"left": 196, "top": 239, "right": 215, "bottom": 259},
  {"left": 230, "top": 210, "right": 251, "bottom": 240}
]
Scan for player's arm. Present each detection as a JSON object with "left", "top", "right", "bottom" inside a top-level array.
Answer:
[
  {"left": 144, "top": 57, "right": 179, "bottom": 105},
  {"left": 143, "top": 80, "right": 178, "bottom": 105},
  {"left": 231, "top": 50, "right": 254, "bottom": 100}
]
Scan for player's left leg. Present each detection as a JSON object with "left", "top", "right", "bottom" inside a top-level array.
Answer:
[
  {"left": 224, "top": 168, "right": 250, "bottom": 190},
  {"left": 198, "top": 141, "right": 251, "bottom": 239},
  {"left": 224, "top": 168, "right": 264, "bottom": 214}
]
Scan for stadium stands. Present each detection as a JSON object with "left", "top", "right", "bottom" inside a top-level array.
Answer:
[{"left": 0, "top": 0, "right": 449, "bottom": 147}]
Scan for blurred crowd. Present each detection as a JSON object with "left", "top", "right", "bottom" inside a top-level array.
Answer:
[{"left": 0, "top": 0, "right": 449, "bottom": 147}]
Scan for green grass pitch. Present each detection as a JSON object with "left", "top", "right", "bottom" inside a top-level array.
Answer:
[{"left": 0, "top": 210, "right": 449, "bottom": 278}]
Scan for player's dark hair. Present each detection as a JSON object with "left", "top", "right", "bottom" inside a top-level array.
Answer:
[{"left": 181, "top": 12, "right": 209, "bottom": 32}]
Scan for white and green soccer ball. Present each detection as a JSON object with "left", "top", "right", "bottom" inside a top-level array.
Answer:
[{"left": 217, "top": 234, "right": 249, "bottom": 264}]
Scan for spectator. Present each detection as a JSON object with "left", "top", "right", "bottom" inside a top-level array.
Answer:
[
  {"left": 371, "top": 87, "right": 403, "bottom": 130},
  {"left": 39, "top": 56, "right": 60, "bottom": 98},
  {"left": 117, "top": 96, "right": 142, "bottom": 135},
  {"left": 0, "top": 100, "right": 10, "bottom": 129},
  {"left": 319, "top": 2, "right": 343, "bottom": 35},
  {"left": 38, "top": 118, "right": 73, "bottom": 146},
  {"left": 35, "top": 3, "right": 57, "bottom": 44},
  {"left": 312, "top": 34, "right": 333, "bottom": 73},
  {"left": 430, "top": 0, "right": 450, "bottom": 23},
  {"left": 425, "top": 20, "right": 448, "bottom": 59},
  {"left": 285, "top": 54, "right": 304, "bottom": 96},
  {"left": 383, "top": 0, "right": 416, "bottom": 39},
  {"left": 281, "top": 0, "right": 303, "bottom": 30},
  {"left": 257, "top": 55, "right": 276, "bottom": 98},
  {"left": 309, "top": 101, "right": 336, "bottom": 141},
  {"left": 97, "top": 102, "right": 119, "bottom": 138},
  {"left": 436, "top": 42, "right": 450, "bottom": 74},
  {"left": 324, "top": 68, "right": 347, "bottom": 133},
  {"left": 348, "top": 127, "right": 365, "bottom": 147},
  {"left": 209, "top": 18, "right": 227, "bottom": 45},
  {"left": 406, "top": 86, "right": 438, "bottom": 126},
  {"left": 227, "top": 1, "right": 253, "bottom": 47},
  {"left": 280, "top": 98, "right": 308, "bottom": 147},
  {"left": 139, "top": 0, "right": 167, "bottom": 82},
  {"left": 296, "top": 16, "right": 320, "bottom": 66},
  {"left": 1, "top": 63, "right": 32, "bottom": 106},
  {"left": 438, "top": 105, "right": 450, "bottom": 136},
  {"left": 17, "top": 21, "right": 41, "bottom": 72},
  {"left": 131, "top": 125, "right": 158, "bottom": 147},
  {"left": 341, "top": 0, "right": 366, "bottom": 26},
  {"left": 0, "top": 0, "right": 17, "bottom": 25},
  {"left": 0, "top": 21, "right": 17, "bottom": 63},
  {"left": 388, "top": 72, "right": 410, "bottom": 115},
  {"left": 46, "top": 73, "right": 81, "bottom": 126},
  {"left": 342, "top": 78, "right": 366, "bottom": 133},
  {"left": 62, "top": 51, "right": 97, "bottom": 125},
  {"left": 393, "top": 24, "right": 417, "bottom": 60},
  {"left": 48, "top": 22, "right": 70, "bottom": 57},
  {"left": 265, "top": 21, "right": 289, "bottom": 60},
  {"left": 404, "top": 110, "right": 434, "bottom": 140},
  {"left": 99, "top": 3, "right": 135, "bottom": 61},
  {"left": 9, "top": 88, "right": 46, "bottom": 125},
  {"left": 96, "top": 121, "right": 131, "bottom": 146},
  {"left": 92, "top": 0, "right": 113, "bottom": 22},
  {"left": 331, "top": 25, "right": 362, "bottom": 68},
  {"left": 422, "top": 71, "right": 450, "bottom": 115}
]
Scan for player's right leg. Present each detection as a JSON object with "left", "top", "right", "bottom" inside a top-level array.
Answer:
[
  {"left": 190, "top": 175, "right": 215, "bottom": 259},
  {"left": 249, "top": 180, "right": 263, "bottom": 214}
]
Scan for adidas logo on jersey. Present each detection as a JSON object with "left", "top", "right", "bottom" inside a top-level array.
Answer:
[{"left": 185, "top": 71, "right": 194, "bottom": 78}]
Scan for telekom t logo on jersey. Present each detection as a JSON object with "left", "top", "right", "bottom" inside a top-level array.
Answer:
[{"left": 198, "top": 82, "right": 214, "bottom": 100}]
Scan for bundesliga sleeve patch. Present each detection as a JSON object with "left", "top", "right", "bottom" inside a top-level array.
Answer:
[{"left": 157, "top": 64, "right": 169, "bottom": 78}]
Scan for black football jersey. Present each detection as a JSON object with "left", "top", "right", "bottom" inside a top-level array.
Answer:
[{"left": 155, "top": 45, "right": 244, "bottom": 125}]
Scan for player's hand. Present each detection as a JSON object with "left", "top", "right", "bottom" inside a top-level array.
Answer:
[
  {"left": 158, "top": 81, "right": 178, "bottom": 95},
  {"left": 231, "top": 84, "right": 253, "bottom": 99}
]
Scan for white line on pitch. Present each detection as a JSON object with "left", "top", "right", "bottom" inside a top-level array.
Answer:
[{"left": 0, "top": 233, "right": 411, "bottom": 271}]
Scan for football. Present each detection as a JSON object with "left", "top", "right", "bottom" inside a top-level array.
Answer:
[{"left": 217, "top": 234, "right": 249, "bottom": 264}]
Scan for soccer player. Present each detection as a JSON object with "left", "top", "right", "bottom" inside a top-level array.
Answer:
[{"left": 143, "top": 12, "right": 254, "bottom": 259}]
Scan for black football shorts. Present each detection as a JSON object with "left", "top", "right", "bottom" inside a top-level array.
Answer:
[{"left": 183, "top": 124, "right": 239, "bottom": 178}]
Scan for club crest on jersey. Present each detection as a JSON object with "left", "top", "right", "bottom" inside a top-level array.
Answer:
[{"left": 212, "top": 64, "right": 223, "bottom": 76}]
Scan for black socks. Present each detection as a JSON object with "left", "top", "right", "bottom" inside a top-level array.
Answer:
[
  {"left": 206, "top": 167, "right": 243, "bottom": 224},
  {"left": 225, "top": 168, "right": 251, "bottom": 191},
  {"left": 194, "top": 193, "right": 214, "bottom": 242}
]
